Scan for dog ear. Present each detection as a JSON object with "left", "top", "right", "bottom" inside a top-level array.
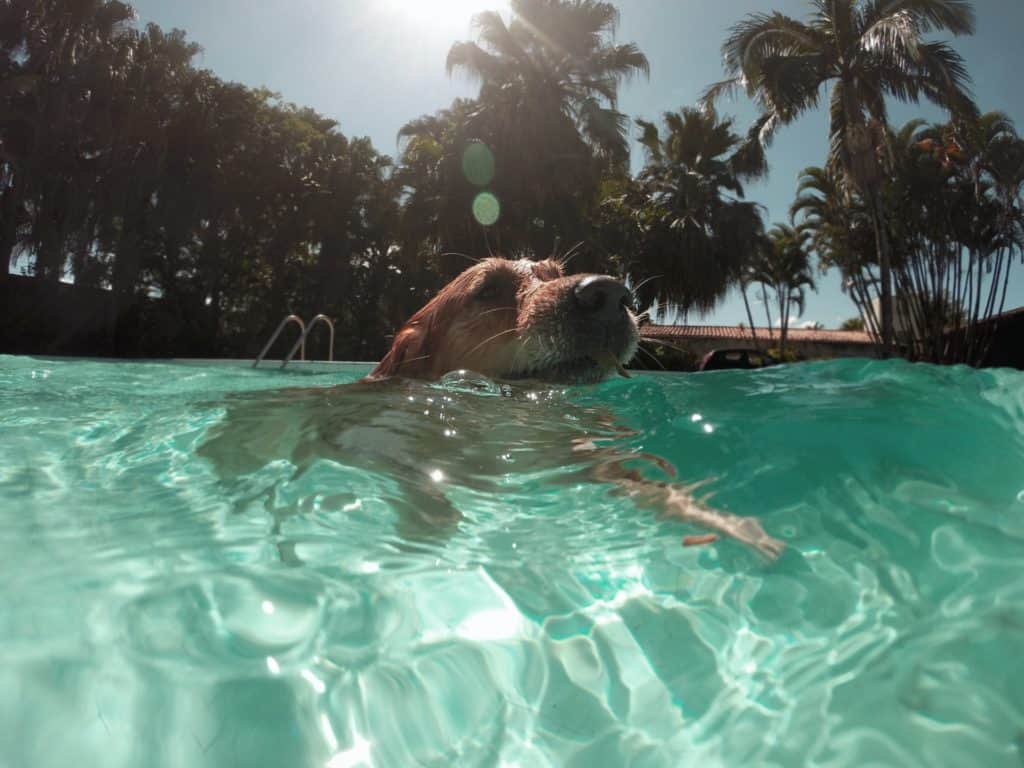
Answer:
[
  {"left": 368, "top": 324, "right": 430, "bottom": 380},
  {"left": 366, "top": 264, "right": 480, "bottom": 380}
]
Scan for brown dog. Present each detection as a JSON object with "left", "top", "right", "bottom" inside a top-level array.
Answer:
[
  {"left": 369, "top": 257, "right": 637, "bottom": 384},
  {"left": 201, "top": 257, "right": 783, "bottom": 559}
]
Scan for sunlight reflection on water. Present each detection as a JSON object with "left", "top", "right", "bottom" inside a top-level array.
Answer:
[{"left": 1, "top": 355, "right": 1023, "bottom": 767}]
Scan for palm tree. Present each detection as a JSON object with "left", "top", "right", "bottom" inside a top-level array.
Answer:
[
  {"left": 448, "top": 0, "right": 648, "bottom": 163},
  {"left": 887, "top": 113, "right": 1024, "bottom": 363},
  {"left": 750, "top": 224, "right": 816, "bottom": 355},
  {"left": 626, "top": 105, "right": 767, "bottom": 316},
  {"left": 444, "top": 0, "right": 648, "bottom": 256},
  {"left": 739, "top": 271, "right": 763, "bottom": 350},
  {"left": 395, "top": 99, "right": 494, "bottom": 276},
  {"left": 790, "top": 164, "right": 879, "bottom": 336},
  {"left": 704, "top": 0, "right": 978, "bottom": 356}
]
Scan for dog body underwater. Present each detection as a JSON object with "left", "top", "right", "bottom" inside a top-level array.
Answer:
[{"left": 200, "top": 257, "right": 782, "bottom": 558}]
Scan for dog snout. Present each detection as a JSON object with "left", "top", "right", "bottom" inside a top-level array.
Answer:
[{"left": 573, "top": 275, "right": 631, "bottom": 320}]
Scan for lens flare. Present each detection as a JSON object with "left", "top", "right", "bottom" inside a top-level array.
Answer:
[
  {"left": 472, "top": 192, "right": 501, "bottom": 226},
  {"left": 461, "top": 141, "right": 495, "bottom": 186}
]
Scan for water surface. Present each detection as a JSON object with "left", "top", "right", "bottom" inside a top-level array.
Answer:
[{"left": 1, "top": 355, "right": 1022, "bottom": 767}]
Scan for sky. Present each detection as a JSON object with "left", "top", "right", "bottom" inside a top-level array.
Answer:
[{"left": 130, "top": 0, "right": 1024, "bottom": 329}]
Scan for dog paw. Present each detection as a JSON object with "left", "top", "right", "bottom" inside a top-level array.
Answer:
[{"left": 733, "top": 516, "right": 785, "bottom": 560}]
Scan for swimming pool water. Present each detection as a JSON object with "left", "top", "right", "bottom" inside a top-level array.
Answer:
[{"left": 1, "top": 355, "right": 1023, "bottom": 767}]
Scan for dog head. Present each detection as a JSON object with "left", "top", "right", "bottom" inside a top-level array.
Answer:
[{"left": 368, "top": 257, "right": 639, "bottom": 383}]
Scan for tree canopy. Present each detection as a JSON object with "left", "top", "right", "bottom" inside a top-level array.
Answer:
[{"left": 2, "top": 0, "right": 1016, "bottom": 368}]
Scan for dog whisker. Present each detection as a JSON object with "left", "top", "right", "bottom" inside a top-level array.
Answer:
[
  {"left": 509, "top": 334, "right": 533, "bottom": 376},
  {"left": 463, "top": 327, "right": 520, "bottom": 359},
  {"left": 630, "top": 274, "right": 662, "bottom": 299},
  {"left": 634, "top": 343, "right": 667, "bottom": 371},
  {"left": 467, "top": 306, "right": 518, "bottom": 320},
  {"left": 639, "top": 337, "right": 691, "bottom": 358},
  {"left": 396, "top": 353, "right": 432, "bottom": 370},
  {"left": 558, "top": 241, "right": 586, "bottom": 270},
  {"left": 482, "top": 228, "right": 495, "bottom": 258},
  {"left": 441, "top": 251, "right": 481, "bottom": 265}
]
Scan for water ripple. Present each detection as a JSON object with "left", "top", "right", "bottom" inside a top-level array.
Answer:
[{"left": 1, "top": 355, "right": 1023, "bottom": 766}]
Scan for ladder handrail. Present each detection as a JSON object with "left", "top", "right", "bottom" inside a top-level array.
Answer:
[
  {"left": 282, "top": 314, "right": 335, "bottom": 369},
  {"left": 253, "top": 314, "right": 305, "bottom": 368}
]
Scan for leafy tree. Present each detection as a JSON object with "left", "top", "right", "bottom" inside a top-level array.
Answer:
[
  {"left": 886, "top": 113, "right": 1024, "bottom": 363},
  {"left": 441, "top": 0, "right": 648, "bottom": 257},
  {"left": 1, "top": 2, "right": 409, "bottom": 358},
  {"left": 395, "top": 98, "right": 494, "bottom": 279},
  {"left": 794, "top": 113, "right": 1024, "bottom": 364},
  {"left": 748, "top": 224, "right": 816, "bottom": 354},
  {"left": 0, "top": 0, "right": 136, "bottom": 280},
  {"left": 790, "top": 164, "right": 880, "bottom": 334},
  {"left": 705, "top": 0, "right": 978, "bottom": 355},
  {"left": 601, "top": 106, "right": 767, "bottom": 317}
]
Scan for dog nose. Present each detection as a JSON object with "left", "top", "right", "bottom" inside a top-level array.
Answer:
[{"left": 574, "top": 275, "right": 630, "bottom": 318}]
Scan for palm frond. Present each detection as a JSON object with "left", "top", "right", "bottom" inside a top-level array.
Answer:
[
  {"left": 859, "top": 0, "right": 975, "bottom": 37},
  {"left": 445, "top": 41, "right": 505, "bottom": 83},
  {"left": 590, "top": 42, "right": 650, "bottom": 82},
  {"left": 700, "top": 76, "right": 745, "bottom": 108},
  {"left": 635, "top": 118, "right": 662, "bottom": 163},
  {"left": 720, "top": 12, "right": 826, "bottom": 90}
]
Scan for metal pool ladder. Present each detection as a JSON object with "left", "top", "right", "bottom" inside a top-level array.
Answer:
[{"left": 253, "top": 314, "right": 335, "bottom": 369}]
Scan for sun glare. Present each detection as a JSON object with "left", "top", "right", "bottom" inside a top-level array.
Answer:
[{"left": 376, "top": 0, "right": 508, "bottom": 31}]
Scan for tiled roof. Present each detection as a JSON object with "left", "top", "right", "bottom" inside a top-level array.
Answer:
[{"left": 641, "top": 324, "right": 875, "bottom": 345}]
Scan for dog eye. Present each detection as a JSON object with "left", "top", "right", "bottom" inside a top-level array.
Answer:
[{"left": 475, "top": 283, "right": 500, "bottom": 301}]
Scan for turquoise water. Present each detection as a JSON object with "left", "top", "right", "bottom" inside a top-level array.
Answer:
[{"left": 1, "top": 355, "right": 1023, "bottom": 767}]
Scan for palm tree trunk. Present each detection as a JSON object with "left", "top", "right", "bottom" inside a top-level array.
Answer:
[
  {"left": 0, "top": 184, "right": 18, "bottom": 283},
  {"left": 778, "top": 287, "right": 788, "bottom": 355},
  {"left": 846, "top": 274, "right": 876, "bottom": 342},
  {"left": 761, "top": 283, "right": 774, "bottom": 340},
  {"left": 867, "top": 189, "right": 894, "bottom": 358},
  {"left": 741, "top": 283, "right": 760, "bottom": 350}
]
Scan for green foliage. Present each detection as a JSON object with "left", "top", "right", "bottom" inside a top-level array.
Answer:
[
  {"left": 705, "top": 0, "right": 977, "bottom": 180},
  {"left": 1, "top": 0, "right": 661, "bottom": 357},
  {"left": 0, "top": 1, "right": 417, "bottom": 358},
  {"left": 706, "top": 0, "right": 980, "bottom": 354},
  {"left": 399, "top": 0, "right": 649, "bottom": 271},
  {"left": 1, "top": 0, "right": 1011, "bottom": 371},
  {"left": 599, "top": 106, "right": 768, "bottom": 316},
  {"left": 794, "top": 113, "right": 1024, "bottom": 364},
  {"left": 745, "top": 223, "right": 816, "bottom": 354}
]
